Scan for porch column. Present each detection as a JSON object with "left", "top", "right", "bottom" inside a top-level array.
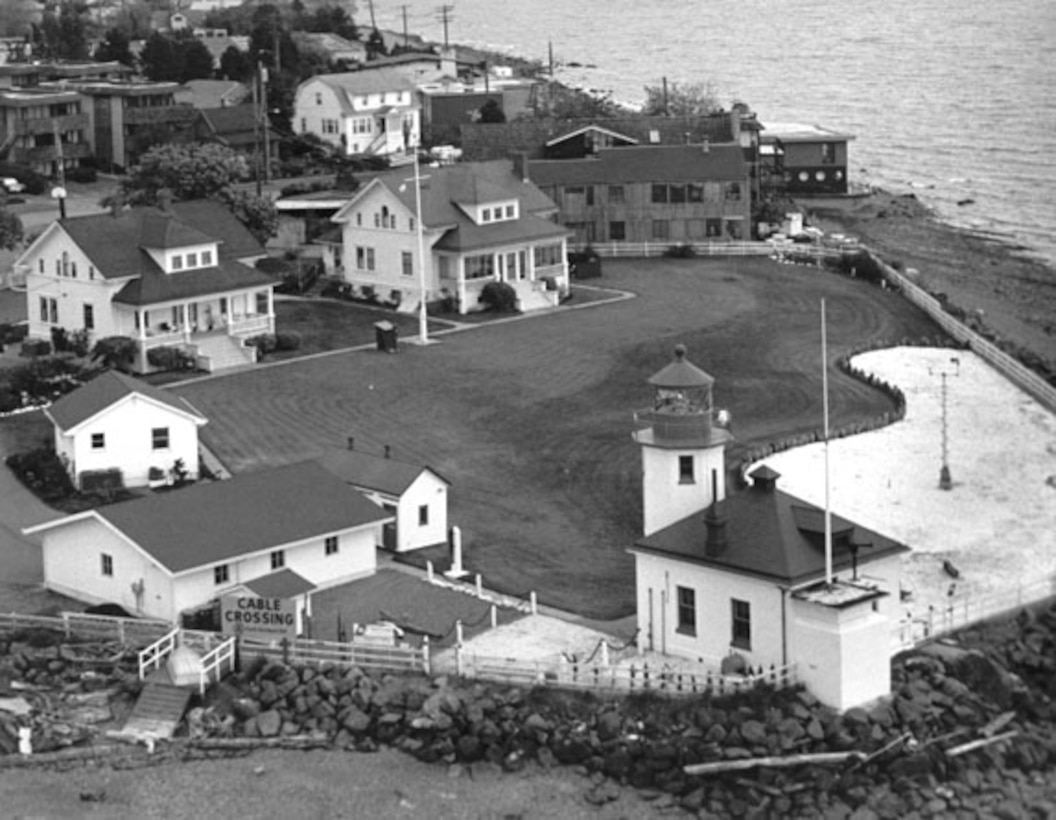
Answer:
[
  {"left": 527, "top": 246, "right": 536, "bottom": 282},
  {"left": 457, "top": 259, "right": 467, "bottom": 316},
  {"left": 136, "top": 310, "right": 148, "bottom": 372},
  {"left": 181, "top": 302, "right": 192, "bottom": 343},
  {"left": 265, "top": 289, "right": 275, "bottom": 333}
]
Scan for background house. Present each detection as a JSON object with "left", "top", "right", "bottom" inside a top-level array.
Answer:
[
  {"left": 24, "top": 461, "right": 392, "bottom": 623},
  {"left": 46, "top": 369, "right": 207, "bottom": 490},
  {"left": 17, "top": 196, "right": 274, "bottom": 373},
  {"left": 528, "top": 144, "right": 752, "bottom": 245},
  {"left": 760, "top": 123, "right": 855, "bottom": 195},
  {"left": 294, "top": 69, "right": 420, "bottom": 159},
  {"left": 329, "top": 158, "right": 571, "bottom": 315},
  {"left": 318, "top": 442, "right": 450, "bottom": 553}
]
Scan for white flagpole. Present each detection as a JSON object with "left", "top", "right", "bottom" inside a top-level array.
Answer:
[
  {"left": 822, "top": 298, "right": 832, "bottom": 586},
  {"left": 414, "top": 150, "right": 429, "bottom": 344}
]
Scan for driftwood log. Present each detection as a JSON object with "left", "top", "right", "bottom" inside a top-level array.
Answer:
[
  {"left": 684, "top": 750, "right": 866, "bottom": 776},
  {"left": 944, "top": 730, "right": 1018, "bottom": 758}
]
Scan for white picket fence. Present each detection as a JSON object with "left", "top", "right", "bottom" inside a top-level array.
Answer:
[
  {"left": 0, "top": 611, "right": 171, "bottom": 646},
  {"left": 455, "top": 650, "right": 797, "bottom": 697},
  {"left": 892, "top": 575, "right": 1056, "bottom": 652},
  {"left": 572, "top": 240, "right": 776, "bottom": 259},
  {"left": 240, "top": 635, "right": 429, "bottom": 675}
]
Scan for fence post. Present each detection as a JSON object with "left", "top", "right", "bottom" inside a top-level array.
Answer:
[
  {"left": 426, "top": 561, "right": 434, "bottom": 583},
  {"left": 422, "top": 635, "right": 431, "bottom": 675},
  {"left": 529, "top": 591, "right": 537, "bottom": 615},
  {"left": 455, "top": 618, "right": 463, "bottom": 646},
  {"left": 490, "top": 605, "right": 497, "bottom": 629},
  {"left": 118, "top": 619, "right": 125, "bottom": 645},
  {"left": 600, "top": 641, "right": 609, "bottom": 667},
  {"left": 455, "top": 642, "right": 463, "bottom": 677},
  {"left": 475, "top": 574, "right": 483, "bottom": 598},
  {"left": 63, "top": 612, "right": 71, "bottom": 640}
]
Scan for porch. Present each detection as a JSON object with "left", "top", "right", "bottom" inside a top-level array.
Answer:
[{"left": 446, "top": 248, "right": 570, "bottom": 316}]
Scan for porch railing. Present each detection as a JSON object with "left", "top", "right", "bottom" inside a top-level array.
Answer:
[{"left": 227, "top": 314, "right": 271, "bottom": 337}]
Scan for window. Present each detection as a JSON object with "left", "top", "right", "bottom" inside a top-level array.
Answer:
[
  {"left": 356, "top": 246, "right": 376, "bottom": 271},
  {"left": 61, "top": 251, "right": 68, "bottom": 277},
  {"left": 725, "top": 182, "right": 742, "bottom": 201},
  {"left": 732, "top": 599, "right": 751, "bottom": 649},
  {"left": 609, "top": 221, "right": 626, "bottom": 241},
  {"left": 608, "top": 185, "right": 624, "bottom": 203},
  {"left": 325, "top": 536, "right": 338, "bottom": 555},
  {"left": 504, "top": 205, "right": 515, "bottom": 219},
  {"left": 70, "top": 261, "right": 77, "bottom": 278},
  {"left": 83, "top": 304, "right": 94, "bottom": 330},
  {"left": 40, "top": 296, "right": 57, "bottom": 324},
  {"left": 481, "top": 208, "right": 492, "bottom": 222},
  {"left": 38, "top": 259, "right": 44, "bottom": 274},
  {"left": 55, "top": 259, "right": 61, "bottom": 276},
  {"left": 315, "top": 92, "right": 322, "bottom": 105},
  {"left": 418, "top": 505, "right": 429, "bottom": 526},
  {"left": 101, "top": 553, "right": 113, "bottom": 577},
  {"left": 651, "top": 184, "right": 668, "bottom": 204},
  {"left": 585, "top": 186, "right": 595, "bottom": 206},
  {"left": 271, "top": 550, "right": 285, "bottom": 570},
  {"left": 678, "top": 455, "right": 694, "bottom": 484},
  {"left": 669, "top": 185, "right": 686, "bottom": 204},
  {"left": 533, "top": 244, "right": 563, "bottom": 268},
  {"left": 464, "top": 253, "right": 495, "bottom": 280},
  {"left": 706, "top": 218, "right": 722, "bottom": 237},
  {"left": 171, "top": 255, "right": 183, "bottom": 271},
  {"left": 652, "top": 219, "right": 670, "bottom": 240},
  {"left": 677, "top": 586, "right": 696, "bottom": 635},
  {"left": 91, "top": 432, "right": 105, "bottom": 449},
  {"left": 256, "top": 292, "right": 269, "bottom": 315},
  {"left": 186, "top": 252, "right": 198, "bottom": 268},
  {"left": 821, "top": 142, "right": 835, "bottom": 164},
  {"left": 214, "top": 564, "right": 229, "bottom": 585},
  {"left": 151, "top": 427, "right": 170, "bottom": 450},
  {"left": 89, "top": 266, "right": 95, "bottom": 280},
  {"left": 201, "top": 250, "right": 212, "bottom": 266},
  {"left": 300, "top": 117, "right": 307, "bottom": 132},
  {"left": 356, "top": 213, "right": 362, "bottom": 226},
  {"left": 402, "top": 251, "right": 413, "bottom": 277},
  {"left": 688, "top": 184, "right": 704, "bottom": 203}
]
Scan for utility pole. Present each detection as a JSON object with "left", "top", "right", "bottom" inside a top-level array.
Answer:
[
  {"left": 400, "top": 4, "right": 410, "bottom": 48},
  {"left": 252, "top": 64, "right": 263, "bottom": 196},
  {"left": 930, "top": 357, "right": 960, "bottom": 490},
  {"left": 51, "top": 122, "right": 67, "bottom": 219},
  {"left": 436, "top": 5, "right": 454, "bottom": 49},
  {"left": 367, "top": 0, "right": 377, "bottom": 30},
  {"left": 259, "top": 63, "right": 271, "bottom": 185}
]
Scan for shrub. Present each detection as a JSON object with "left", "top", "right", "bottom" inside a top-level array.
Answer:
[
  {"left": 0, "top": 162, "right": 46, "bottom": 196},
  {"left": 80, "top": 468, "right": 124, "bottom": 497},
  {"left": 7, "top": 357, "right": 89, "bottom": 403},
  {"left": 147, "top": 345, "right": 197, "bottom": 372},
  {"left": 66, "top": 166, "right": 97, "bottom": 184},
  {"left": 6, "top": 448, "right": 75, "bottom": 502},
  {"left": 21, "top": 338, "right": 51, "bottom": 358},
  {"left": 245, "top": 333, "right": 277, "bottom": 355},
  {"left": 479, "top": 281, "right": 518, "bottom": 313},
  {"left": 0, "top": 323, "right": 28, "bottom": 345},
  {"left": 91, "top": 336, "right": 138, "bottom": 372},
  {"left": 0, "top": 386, "right": 21, "bottom": 413},
  {"left": 388, "top": 289, "right": 402, "bottom": 307},
  {"left": 663, "top": 243, "right": 696, "bottom": 258},
  {"left": 320, "top": 278, "right": 351, "bottom": 299},
  {"left": 148, "top": 466, "right": 166, "bottom": 481},
  {"left": 68, "top": 329, "right": 90, "bottom": 358},
  {"left": 359, "top": 284, "right": 378, "bottom": 304},
  {"left": 50, "top": 326, "right": 70, "bottom": 353},
  {"left": 273, "top": 331, "right": 302, "bottom": 352}
]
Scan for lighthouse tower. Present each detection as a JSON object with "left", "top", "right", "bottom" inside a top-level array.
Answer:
[{"left": 633, "top": 345, "right": 732, "bottom": 536}]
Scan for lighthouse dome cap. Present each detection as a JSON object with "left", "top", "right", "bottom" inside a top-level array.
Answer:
[{"left": 647, "top": 344, "right": 715, "bottom": 388}]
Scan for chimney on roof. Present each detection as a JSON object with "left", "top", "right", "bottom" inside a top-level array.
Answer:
[
  {"left": 750, "top": 465, "right": 780, "bottom": 492},
  {"left": 512, "top": 152, "right": 529, "bottom": 183},
  {"left": 157, "top": 188, "right": 173, "bottom": 213},
  {"left": 347, "top": 436, "right": 355, "bottom": 451},
  {"left": 384, "top": 445, "right": 391, "bottom": 459},
  {"left": 704, "top": 470, "right": 728, "bottom": 557}
]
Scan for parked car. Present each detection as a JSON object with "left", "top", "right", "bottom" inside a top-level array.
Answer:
[{"left": 2, "top": 177, "right": 26, "bottom": 194}]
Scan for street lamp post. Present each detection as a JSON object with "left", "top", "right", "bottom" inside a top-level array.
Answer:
[
  {"left": 413, "top": 150, "right": 429, "bottom": 344},
  {"left": 930, "top": 357, "right": 960, "bottom": 490}
]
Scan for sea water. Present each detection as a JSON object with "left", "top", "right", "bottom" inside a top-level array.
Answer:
[{"left": 374, "top": 0, "right": 1056, "bottom": 267}]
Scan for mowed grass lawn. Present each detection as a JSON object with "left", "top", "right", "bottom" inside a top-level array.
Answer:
[{"left": 173, "top": 258, "right": 945, "bottom": 619}]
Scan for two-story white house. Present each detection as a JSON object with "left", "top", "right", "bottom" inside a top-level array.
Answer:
[
  {"left": 16, "top": 196, "right": 274, "bottom": 373},
  {"left": 293, "top": 68, "right": 420, "bottom": 158},
  {"left": 329, "top": 158, "right": 572, "bottom": 315},
  {"left": 23, "top": 461, "right": 393, "bottom": 624},
  {"left": 318, "top": 442, "right": 450, "bottom": 553},
  {"left": 46, "top": 369, "right": 208, "bottom": 490}
]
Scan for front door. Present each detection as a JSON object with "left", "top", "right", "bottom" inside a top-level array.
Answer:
[
  {"left": 382, "top": 504, "right": 397, "bottom": 550},
  {"left": 506, "top": 252, "right": 519, "bottom": 281},
  {"left": 188, "top": 303, "right": 199, "bottom": 332}
]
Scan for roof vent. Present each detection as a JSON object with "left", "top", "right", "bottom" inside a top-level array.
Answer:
[{"left": 749, "top": 464, "right": 780, "bottom": 492}]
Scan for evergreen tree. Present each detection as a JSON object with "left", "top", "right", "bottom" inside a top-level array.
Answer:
[
  {"left": 180, "top": 38, "right": 216, "bottom": 82},
  {"left": 94, "top": 28, "right": 135, "bottom": 66},
  {"left": 219, "top": 45, "right": 252, "bottom": 83},
  {"left": 140, "top": 33, "right": 183, "bottom": 83}
]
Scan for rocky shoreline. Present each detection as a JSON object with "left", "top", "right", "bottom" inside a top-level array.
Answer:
[{"left": 2, "top": 598, "right": 1055, "bottom": 817}]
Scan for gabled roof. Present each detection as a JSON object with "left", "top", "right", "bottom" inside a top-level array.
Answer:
[
  {"left": 761, "top": 123, "right": 856, "bottom": 143},
  {"left": 64, "top": 461, "right": 391, "bottom": 574},
  {"left": 544, "top": 124, "right": 639, "bottom": 148},
  {"left": 528, "top": 144, "right": 748, "bottom": 187},
  {"left": 630, "top": 477, "right": 908, "bottom": 587},
  {"left": 334, "top": 159, "right": 568, "bottom": 252},
  {"left": 54, "top": 199, "right": 264, "bottom": 281},
  {"left": 46, "top": 370, "right": 206, "bottom": 433},
  {"left": 178, "top": 79, "right": 248, "bottom": 109},
  {"left": 112, "top": 258, "right": 275, "bottom": 306},
  {"left": 304, "top": 69, "right": 417, "bottom": 114},
  {"left": 241, "top": 568, "right": 316, "bottom": 599},
  {"left": 317, "top": 449, "right": 449, "bottom": 497}
]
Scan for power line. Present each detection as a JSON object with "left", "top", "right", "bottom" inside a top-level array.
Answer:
[{"left": 435, "top": 4, "right": 454, "bottom": 49}]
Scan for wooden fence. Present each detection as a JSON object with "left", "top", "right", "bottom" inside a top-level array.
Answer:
[
  {"left": 240, "top": 635, "right": 429, "bottom": 675},
  {"left": 0, "top": 611, "right": 171, "bottom": 647},
  {"left": 891, "top": 575, "right": 1056, "bottom": 652},
  {"left": 572, "top": 240, "right": 780, "bottom": 259},
  {"left": 456, "top": 650, "right": 797, "bottom": 697}
]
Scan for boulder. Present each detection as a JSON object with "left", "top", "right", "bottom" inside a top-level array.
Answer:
[{"left": 256, "top": 709, "right": 281, "bottom": 737}]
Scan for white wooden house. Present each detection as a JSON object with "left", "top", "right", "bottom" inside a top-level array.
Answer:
[
  {"left": 23, "top": 461, "right": 392, "bottom": 624},
  {"left": 45, "top": 369, "right": 207, "bottom": 489},
  {"left": 16, "top": 197, "right": 274, "bottom": 373},
  {"left": 329, "top": 158, "right": 572, "bottom": 316},
  {"left": 317, "top": 443, "right": 450, "bottom": 553},
  {"left": 628, "top": 346, "right": 909, "bottom": 710}
]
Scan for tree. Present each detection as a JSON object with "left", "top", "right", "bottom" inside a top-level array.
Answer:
[
  {"left": 39, "top": 3, "right": 89, "bottom": 60},
  {"left": 642, "top": 80, "right": 721, "bottom": 117},
  {"left": 94, "top": 28, "right": 134, "bottom": 66},
  {"left": 220, "top": 189, "right": 278, "bottom": 245},
  {"left": 110, "top": 1, "right": 153, "bottom": 40},
  {"left": 140, "top": 32, "right": 183, "bottom": 83},
  {"left": 0, "top": 208, "right": 23, "bottom": 252},
  {"left": 366, "top": 28, "right": 387, "bottom": 60},
  {"left": 219, "top": 45, "right": 252, "bottom": 83},
  {"left": 478, "top": 99, "right": 506, "bottom": 124},
  {"left": 0, "top": 1, "right": 37, "bottom": 40},
  {"left": 91, "top": 337, "right": 137, "bottom": 373},
  {"left": 180, "top": 38, "right": 216, "bottom": 83},
  {"left": 308, "top": 5, "right": 358, "bottom": 41}
]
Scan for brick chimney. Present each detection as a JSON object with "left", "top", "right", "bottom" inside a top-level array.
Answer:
[
  {"left": 512, "top": 152, "right": 530, "bottom": 183},
  {"left": 703, "top": 470, "right": 728, "bottom": 557}
]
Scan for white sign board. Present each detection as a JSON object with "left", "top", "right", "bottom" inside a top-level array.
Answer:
[{"left": 221, "top": 595, "right": 296, "bottom": 643}]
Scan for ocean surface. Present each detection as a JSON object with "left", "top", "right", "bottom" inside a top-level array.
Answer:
[{"left": 374, "top": 0, "right": 1056, "bottom": 267}]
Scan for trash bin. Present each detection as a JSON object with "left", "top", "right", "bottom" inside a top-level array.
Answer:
[{"left": 374, "top": 320, "right": 398, "bottom": 353}]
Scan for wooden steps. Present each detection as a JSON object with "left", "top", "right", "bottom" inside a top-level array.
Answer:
[{"left": 114, "top": 681, "right": 192, "bottom": 742}]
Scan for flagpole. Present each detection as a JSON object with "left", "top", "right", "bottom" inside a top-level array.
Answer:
[
  {"left": 822, "top": 298, "right": 832, "bottom": 586},
  {"left": 414, "top": 150, "right": 429, "bottom": 344}
]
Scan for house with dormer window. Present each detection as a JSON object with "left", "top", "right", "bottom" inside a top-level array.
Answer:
[
  {"left": 329, "top": 158, "right": 572, "bottom": 315},
  {"left": 293, "top": 68, "right": 420, "bottom": 158},
  {"left": 16, "top": 196, "right": 274, "bottom": 373}
]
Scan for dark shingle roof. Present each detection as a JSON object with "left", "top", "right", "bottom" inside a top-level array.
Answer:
[
  {"left": 113, "top": 258, "right": 275, "bottom": 306},
  {"left": 96, "top": 461, "right": 391, "bottom": 574},
  {"left": 528, "top": 144, "right": 748, "bottom": 187},
  {"left": 58, "top": 199, "right": 264, "bottom": 281},
  {"left": 46, "top": 370, "right": 206, "bottom": 432},
  {"left": 243, "top": 568, "right": 316, "bottom": 598},
  {"left": 317, "top": 449, "right": 448, "bottom": 496},
  {"left": 631, "top": 481, "right": 908, "bottom": 586}
]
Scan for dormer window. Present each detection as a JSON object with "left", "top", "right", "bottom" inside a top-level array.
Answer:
[
  {"left": 482, "top": 208, "right": 492, "bottom": 222},
  {"left": 186, "top": 252, "right": 197, "bottom": 268},
  {"left": 172, "top": 255, "right": 183, "bottom": 270},
  {"left": 201, "top": 250, "right": 212, "bottom": 266}
]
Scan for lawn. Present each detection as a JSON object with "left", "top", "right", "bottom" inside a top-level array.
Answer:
[{"left": 173, "top": 258, "right": 946, "bottom": 620}]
